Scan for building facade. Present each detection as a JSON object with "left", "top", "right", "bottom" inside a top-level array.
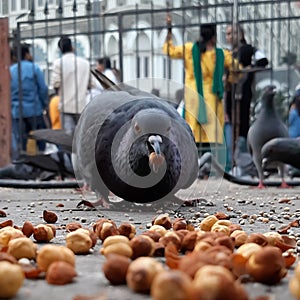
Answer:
[{"left": 1, "top": 0, "right": 300, "bottom": 95}]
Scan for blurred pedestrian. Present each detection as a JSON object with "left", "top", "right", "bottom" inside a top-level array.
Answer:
[
  {"left": 96, "top": 57, "right": 118, "bottom": 84},
  {"left": 163, "top": 17, "right": 239, "bottom": 169},
  {"left": 151, "top": 88, "right": 160, "bottom": 97},
  {"left": 51, "top": 36, "right": 95, "bottom": 135},
  {"left": 10, "top": 44, "right": 48, "bottom": 160},
  {"left": 288, "top": 89, "right": 300, "bottom": 138},
  {"left": 224, "top": 24, "right": 268, "bottom": 170}
]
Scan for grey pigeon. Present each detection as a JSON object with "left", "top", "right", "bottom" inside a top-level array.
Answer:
[
  {"left": 72, "top": 86, "right": 198, "bottom": 208},
  {"left": 202, "top": 151, "right": 300, "bottom": 187},
  {"left": 247, "top": 86, "right": 289, "bottom": 188},
  {"left": 30, "top": 129, "right": 73, "bottom": 153},
  {"left": 262, "top": 137, "right": 300, "bottom": 171}
]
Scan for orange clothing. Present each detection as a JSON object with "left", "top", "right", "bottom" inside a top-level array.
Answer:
[{"left": 49, "top": 95, "right": 61, "bottom": 129}]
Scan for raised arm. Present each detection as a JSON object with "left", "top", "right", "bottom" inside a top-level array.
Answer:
[{"left": 162, "top": 13, "right": 185, "bottom": 59}]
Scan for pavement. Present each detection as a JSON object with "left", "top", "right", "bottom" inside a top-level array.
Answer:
[{"left": 1, "top": 177, "right": 300, "bottom": 300}]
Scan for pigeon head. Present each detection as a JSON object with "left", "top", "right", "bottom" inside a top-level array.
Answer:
[
  {"left": 132, "top": 108, "right": 172, "bottom": 136},
  {"left": 259, "top": 85, "right": 278, "bottom": 113},
  {"left": 130, "top": 109, "right": 172, "bottom": 175},
  {"left": 262, "top": 85, "right": 276, "bottom": 102}
]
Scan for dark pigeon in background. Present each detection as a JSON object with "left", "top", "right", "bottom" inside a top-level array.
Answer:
[
  {"left": 73, "top": 83, "right": 198, "bottom": 208},
  {"left": 262, "top": 137, "right": 300, "bottom": 174},
  {"left": 30, "top": 129, "right": 73, "bottom": 153},
  {"left": 247, "top": 86, "right": 289, "bottom": 188},
  {"left": 0, "top": 129, "right": 74, "bottom": 181}
]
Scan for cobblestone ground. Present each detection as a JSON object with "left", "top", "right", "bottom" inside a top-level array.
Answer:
[{"left": 0, "top": 177, "right": 300, "bottom": 300}]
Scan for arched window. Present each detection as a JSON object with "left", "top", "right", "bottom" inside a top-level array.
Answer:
[
  {"left": 107, "top": 35, "right": 119, "bottom": 69},
  {"left": 136, "top": 32, "right": 150, "bottom": 78}
]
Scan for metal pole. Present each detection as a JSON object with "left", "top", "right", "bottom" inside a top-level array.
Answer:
[
  {"left": 150, "top": 1, "right": 154, "bottom": 88},
  {"left": 16, "top": 25, "right": 23, "bottom": 159},
  {"left": 72, "top": 0, "right": 79, "bottom": 115},
  {"left": 0, "top": 17, "right": 11, "bottom": 166},
  {"left": 135, "top": 3, "right": 140, "bottom": 88},
  {"left": 118, "top": 13, "right": 124, "bottom": 83}
]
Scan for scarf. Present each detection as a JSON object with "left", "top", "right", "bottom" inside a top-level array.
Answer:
[{"left": 191, "top": 42, "right": 224, "bottom": 124}]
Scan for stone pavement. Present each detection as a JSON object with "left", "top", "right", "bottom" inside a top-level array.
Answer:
[{"left": 0, "top": 177, "right": 300, "bottom": 300}]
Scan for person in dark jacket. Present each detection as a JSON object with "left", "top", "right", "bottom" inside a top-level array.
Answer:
[
  {"left": 224, "top": 24, "right": 268, "bottom": 171},
  {"left": 288, "top": 89, "right": 300, "bottom": 138},
  {"left": 10, "top": 44, "right": 48, "bottom": 160}
]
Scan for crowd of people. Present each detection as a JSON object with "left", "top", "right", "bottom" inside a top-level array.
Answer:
[
  {"left": 10, "top": 36, "right": 120, "bottom": 159},
  {"left": 3, "top": 21, "right": 300, "bottom": 180},
  {"left": 1, "top": 36, "right": 121, "bottom": 180},
  {"left": 10, "top": 43, "right": 49, "bottom": 161},
  {"left": 163, "top": 17, "right": 300, "bottom": 176}
]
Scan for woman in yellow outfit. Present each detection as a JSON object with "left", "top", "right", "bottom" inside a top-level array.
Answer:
[{"left": 163, "top": 21, "right": 237, "bottom": 147}]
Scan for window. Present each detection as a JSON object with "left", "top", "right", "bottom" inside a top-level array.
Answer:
[
  {"left": 136, "top": 56, "right": 140, "bottom": 78},
  {"left": 21, "top": 0, "right": 27, "bottom": 10},
  {"left": 1, "top": 0, "right": 9, "bottom": 14},
  {"left": 136, "top": 55, "right": 150, "bottom": 78},
  {"left": 144, "top": 56, "right": 149, "bottom": 78},
  {"left": 38, "top": 0, "right": 44, "bottom": 7},
  {"left": 117, "top": 0, "right": 126, "bottom": 6},
  {"left": 163, "top": 58, "right": 172, "bottom": 80},
  {"left": 11, "top": 0, "right": 17, "bottom": 11}
]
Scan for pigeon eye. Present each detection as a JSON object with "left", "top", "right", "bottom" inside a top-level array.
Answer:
[{"left": 134, "top": 123, "right": 141, "bottom": 134}]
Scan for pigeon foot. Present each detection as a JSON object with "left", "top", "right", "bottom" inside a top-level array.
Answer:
[
  {"left": 75, "top": 183, "right": 91, "bottom": 193},
  {"left": 256, "top": 180, "right": 266, "bottom": 189},
  {"left": 278, "top": 180, "right": 292, "bottom": 189},
  {"left": 77, "top": 197, "right": 111, "bottom": 209}
]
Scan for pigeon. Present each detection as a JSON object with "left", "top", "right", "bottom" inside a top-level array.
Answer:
[
  {"left": 247, "top": 86, "right": 289, "bottom": 188},
  {"left": 0, "top": 152, "right": 74, "bottom": 181},
  {"left": 29, "top": 129, "right": 73, "bottom": 153},
  {"left": 262, "top": 137, "right": 300, "bottom": 170},
  {"left": 202, "top": 151, "right": 300, "bottom": 187},
  {"left": 72, "top": 82, "right": 199, "bottom": 208}
]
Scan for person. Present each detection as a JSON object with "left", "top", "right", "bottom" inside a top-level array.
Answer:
[
  {"left": 224, "top": 24, "right": 268, "bottom": 169},
  {"left": 85, "top": 56, "right": 120, "bottom": 104},
  {"left": 163, "top": 18, "right": 239, "bottom": 167},
  {"left": 48, "top": 92, "right": 61, "bottom": 130},
  {"left": 288, "top": 89, "right": 300, "bottom": 138},
  {"left": 151, "top": 88, "right": 160, "bottom": 97},
  {"left": 96, "top": 57, "right": 118, "bottom": 84},
  {"left": 10, "top": 44, "right": 48, "bottom": 160},
  {"left": 51, "top": 36, "right": 95, "bottom": 135}
]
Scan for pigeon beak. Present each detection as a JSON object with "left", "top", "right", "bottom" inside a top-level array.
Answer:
[
  {"left": 148, "top": 135, "right": 165, "bottom": 173},
  {"left": 148, "top": 135, "right": 162, "bottom": 155},
  {"left": 151, "top": 140, "right": 161, "bottom": 155}
]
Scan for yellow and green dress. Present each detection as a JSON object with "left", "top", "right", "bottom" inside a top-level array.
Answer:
[{"left": 163, "top": 40, "right": 235, "bottom": 145}]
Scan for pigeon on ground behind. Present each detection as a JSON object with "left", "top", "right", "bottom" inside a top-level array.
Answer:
[
  {"left": 72, "top": 88, "right": 199, "bottom": 208},
  {"left": 29, "top": 129, "right": 73, "bottom": 153},
  {"left": 262, "top": 137, "right": 300, "bottom": 172},
  {"left": 247, "top": 86, "right": 289, "bottom": 188}
]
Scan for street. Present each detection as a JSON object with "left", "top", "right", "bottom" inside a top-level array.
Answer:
[{"left": 0, "top": 177, "right": 300, "bottom": 300}]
